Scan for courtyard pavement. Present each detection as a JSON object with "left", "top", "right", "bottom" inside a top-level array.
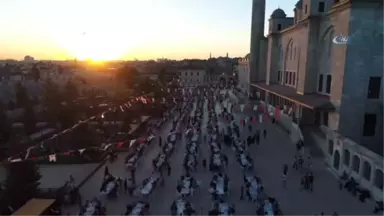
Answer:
[
  {"left": 61, "top": 89, "right": 375, "bottom": 215},
  {"left": 228, "top": 91, "right": 374, "bottom": 215}
]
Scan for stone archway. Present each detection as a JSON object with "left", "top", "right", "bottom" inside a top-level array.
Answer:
[{"left": 333, "top": 150, "right": 341, "bottom": 170}]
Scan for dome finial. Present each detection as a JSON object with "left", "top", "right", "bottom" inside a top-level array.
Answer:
[{"left": 271, "top": 8, "right": 287, "bottom": 18}]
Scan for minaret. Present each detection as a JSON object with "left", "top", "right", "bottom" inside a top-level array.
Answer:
[
  {"left": 226, "top": 52, "right": 228, "bottom": 58},
  {"left": 209, "top": 52, "right": 212, "bottom": 59},
  {"left": 249, "top": 0, "right": 266, "bottom": 83}
]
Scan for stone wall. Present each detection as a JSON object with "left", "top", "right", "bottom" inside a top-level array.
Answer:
[
  {"left": 321, "top": 125, "right": 383, "bottom": 201},
  {"left": 338, "top": 3, "right": 383, "bottom": 156},
  {"left": 260, "top": 100, "right": 303, "bottom": 145}
]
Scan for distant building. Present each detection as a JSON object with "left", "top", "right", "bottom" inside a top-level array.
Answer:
[
  {"left": 249, "top": 0, "right": 383, "bottom": 200},
  {"left": 179, "top": 68, "right": 206, "bottom": 87},
  {"left": 23, "top": 55, "right": 35, "bottom": 62},
  {"left": 237, "top": 54, "right": 250, "bottom": 94}
]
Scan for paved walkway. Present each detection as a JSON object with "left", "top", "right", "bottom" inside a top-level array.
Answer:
[
  {"left": 228, "top": 92, "right": 374, "bottom": 215},
  {"left": 62, "top": 89, "right": 375, "bottom": 215}
]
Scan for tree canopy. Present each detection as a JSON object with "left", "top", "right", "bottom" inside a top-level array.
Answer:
[
  {"left": 71, "top": 123, "right": 96, "bottom": 149},
  {"left": 158, "top": 68, "right": 166, "bottom": 85},
  {"left": 42, "top": 78, "right": 62, "bottom": 121},
  {"left": 63, "top": 80, "right": 79, "bottom": 101},
  {"left": 31, "top": 64, "right": 40, "bottom": 81},
  {"left": 15, "top": 82, "right": 29, "bottom": 108},
  {"left": 116, "top": 65, "right": 139, "bottom": 89},
  {"left": 23, "top": 102, "right": 37, "bottom": 135},
  {"left": 0, "top": 103, "right": 11, "bottom": 146},
  {"left": 3, "top": 160, "right": 41, "bottom": 211}
]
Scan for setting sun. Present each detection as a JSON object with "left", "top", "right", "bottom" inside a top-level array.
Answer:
[{"left": 65, "top": 31, "right": 131, "bottom": 61}]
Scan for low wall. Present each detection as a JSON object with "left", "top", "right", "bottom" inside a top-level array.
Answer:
[
  {"left": 322, "top": 126, "right": 383, "bottom": 201},
  {"left": 260, "top": 101, "right": 303, "bottom": 144},
  {"left": 77, "top": 159, "right": 107, "bottom": 189},
  {"left": 76, "top": 115, "right": 153, "bottom": 189}
]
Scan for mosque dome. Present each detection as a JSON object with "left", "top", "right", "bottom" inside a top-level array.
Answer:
[
  {"left": 271, "top": 8, "right": 287, "bottom": 19},
  {"left": 295, "top": 0, "right": 303, "bottom": 8},
  {"left": 244, "top": 53, "right": 250, "bottom": 59}
]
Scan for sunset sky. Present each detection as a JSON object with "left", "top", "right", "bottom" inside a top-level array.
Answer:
[{"left": 0, "top": 0, "right": 295, "bottom": 61}]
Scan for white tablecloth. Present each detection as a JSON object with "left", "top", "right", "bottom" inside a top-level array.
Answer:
[
  {"left": 216, "top": 178, "right": 225, "bottom": 195},
  {"left": 130, "top": 203, "right": 145, "bottom": 216},
  {"left": 213, "top": 154, "right": 221, "bottom": 165},
  {"left": 141, "top": 177, "right": 157, "bottom": 195},
  {"left": 180, "top": 178, "right": 192, "bottom": 195},
  {"left": 218, "top": 203, "right": 229, "bottom": 216},
  {"left": 264, "top": 202, "right": 274, "bottom": 216},
  {"left": 176, "top": 200, "right": 186, "bottom": 216}
]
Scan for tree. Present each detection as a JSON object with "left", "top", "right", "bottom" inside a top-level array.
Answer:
[
  {"left": 0, "top": 103, "right": 11, "bottom": 145},
  {"left": 116, "top": 65, "right": 139, "bottom": 89},
  {"left": 63, "top": 80, "right": 79, "bottom": 101},
  {"left": 42, "top": 78, "right": 62, "bottom": 121},
  {"left": 23, "top": 102, "right": 36, "bottom": 135},
  {"left": 3, "top": 160, "right": 41, "bottom": 210},
  {"left": 158, "top": 68, "right": 166, "bottom": 85},
  {"left": 31, "top": 64, "right": 40, "bottom": 81},
  {"left": 7, "top": 100, "right": 15, "bottom": 110},
  {"left": 15, "top": 82, "right": 29, "bottom": 108},
  {"left": 57, "top": 104, "right": 76, "bottom": 130},
  {"left": 137, "top": 77, "right": 156, "bottom": 94},
  {"left": 71, "top": 124, "right": 95, "bottom": 149}
]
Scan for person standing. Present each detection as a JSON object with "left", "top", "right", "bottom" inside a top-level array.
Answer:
[
  {"left": 298, "top": 156, "right": 304, "bottom": 170},
  {"left": 159, "top": 136, "right": 162, "bottom": 147},
  {"left": 167, "top": 163, "right": 172, "bottom": 176},
  {"left": 123, "top": 178, "right": 128, "bottom": 194},
  {"left": 282, "top": 164, "right": 288, "bottom": 188},
  {"left": 128, "top": 179, "right": 135, "bottom": 196},
  {"left": 292, "top": 156, "right": 298, "bottom": 170},
  {"left": 307, "top": 156, "right": 312, "bottom": 170},
  {"left": 247, "top": 135, "right": 252, "bottom": 147},
  {"left": 104, "top": 166, "right": 109, "bottom": 177},
  {"left": 202, "top": 158, "right": 207, "bottom": 171},
  {"left": 308, "top": 172, "right": 314, "bottom": 192},
  {"left": 255, "top": 131, "right": 260, "bottom": 145},
  {"left": 130, "top": 169, "right": 136, "bottom": 185}
]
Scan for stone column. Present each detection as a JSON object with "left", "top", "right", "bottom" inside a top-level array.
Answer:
[{"left": 249, "top": 0, "right": 266, "bottom": 83}]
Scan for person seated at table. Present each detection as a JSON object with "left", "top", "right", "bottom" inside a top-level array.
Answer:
[{"left": 171, "top": 200, "right": 195, "bottom": 216}]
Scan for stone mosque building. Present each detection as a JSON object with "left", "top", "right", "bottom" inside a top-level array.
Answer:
[{"left": 242, "top": 0, "right": 383, "bottom": 199}]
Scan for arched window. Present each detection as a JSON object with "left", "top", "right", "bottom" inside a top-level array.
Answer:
[
  {"left": 290, "top": 43, "right": 293, "bottom": 60},
  {"left": 280, "top": 47, "right": 284, "bottom": 60},
  {"left": 327, "top": 32, "right": 333, "bottom": 56},
  {"left": 328, "top": 140, "right": 334, "bottom": 155},
  {"left": 352, "top": 155, "right": 360, "bottom": 173},
  {"left": 343, "top": 149, "right": 350, "bottom": 166},
  {"left": 374, "top": 169, "right": 383, "bottom": 190},
  {"left": 363, "top": 161, "right": 372, "bottom": 181},
  {"left": 318, "top": 74, "right": 324, "bottom": 92},
  {"left": 326, "top": 74, "right": 332, "bottom": 94}
]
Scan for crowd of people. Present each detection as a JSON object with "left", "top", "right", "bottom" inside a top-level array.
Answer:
[
  {"left": 75, "top": 86, "right": 284, "bottom": 216},
  {"left": 125, "top": 91, "right": 192, "bottom": 215}
]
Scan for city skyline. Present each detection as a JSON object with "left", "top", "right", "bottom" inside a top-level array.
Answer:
[{"left": 0, "top": 0, "right": 296, "bottom": 61}]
